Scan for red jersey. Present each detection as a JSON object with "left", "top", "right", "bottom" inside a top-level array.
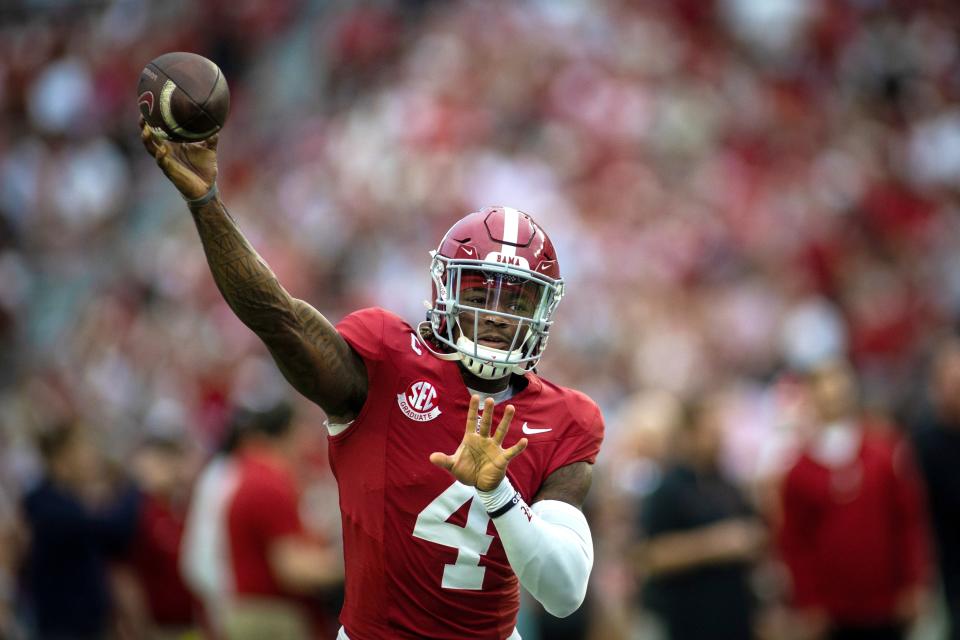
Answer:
[
  {"left": 331, "top": 307, "right": 604, "bottom": 640},
  {"left": 226, "top": 448, "right": 303, "bottom": 598},
  {"left": 127, "top": 494, "right": 195, "bottom": 626}
]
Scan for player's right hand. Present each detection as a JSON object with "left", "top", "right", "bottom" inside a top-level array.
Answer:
[{"left": 139, "top": 116, "right": 218, "bottom": 201}]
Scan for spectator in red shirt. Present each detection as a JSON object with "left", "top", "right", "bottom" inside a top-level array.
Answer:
[
  {"left": 125, "top": 435, "right": 198, "bottom": 639},
  {"left": 224, "top": 402, "right": 341, "bottom": 640},
  {"left": 778, "top": 359, "right": 931, "bottom": 640}
]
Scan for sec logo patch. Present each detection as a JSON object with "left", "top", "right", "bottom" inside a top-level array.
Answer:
[{"left": 397, "top": 380, "right": 442, "bottom": 422}]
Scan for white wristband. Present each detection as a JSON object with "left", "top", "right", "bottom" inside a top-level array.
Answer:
[{"left": 477, "top": 477, "right": 520, "bottom": 515}]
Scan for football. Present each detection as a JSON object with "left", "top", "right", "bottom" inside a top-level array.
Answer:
[{"left": 137, "top": 52, "right": 229, "bottom": 142}]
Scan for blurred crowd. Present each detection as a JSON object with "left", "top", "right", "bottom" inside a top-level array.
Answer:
[{"left": 2, "top": 0, "right": 960, "bottom": 638}]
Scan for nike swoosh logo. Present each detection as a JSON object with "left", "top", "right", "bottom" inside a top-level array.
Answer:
[{"left": 522, "top": 422, "right": 552, "bottom": 435}]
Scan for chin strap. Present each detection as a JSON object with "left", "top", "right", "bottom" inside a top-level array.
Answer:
[{"left": 415, "top": 322, "right": 461, "bottom": 361}]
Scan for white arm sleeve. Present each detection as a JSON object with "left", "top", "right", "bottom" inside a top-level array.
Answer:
[{"left": 478, "top": 480, "right": 594, "bottom": 618}]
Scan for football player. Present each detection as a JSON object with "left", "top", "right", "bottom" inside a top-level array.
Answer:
[{"left": 141, "top": 121, "right": 604, "bottom": 639}]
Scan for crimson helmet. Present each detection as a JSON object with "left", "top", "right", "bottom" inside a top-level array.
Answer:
[{"left": 424, "top": 206, "right": 565, "bottom": 379}]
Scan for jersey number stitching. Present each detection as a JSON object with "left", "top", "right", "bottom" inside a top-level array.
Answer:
[{"left": 412, "top": 481, "right": 493, "bottom": 590}]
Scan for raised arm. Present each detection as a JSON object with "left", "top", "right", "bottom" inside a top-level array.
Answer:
[
  {"left": 187, "top": 199, "right": 366, "bottom": 421},
  {"left": 139, "top": 121, "right": 366, "bottom": 422}
]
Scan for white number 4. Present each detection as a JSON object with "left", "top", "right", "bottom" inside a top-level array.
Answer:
[{"left": 413, "top": 481, "right": 493, "bottom": 590}]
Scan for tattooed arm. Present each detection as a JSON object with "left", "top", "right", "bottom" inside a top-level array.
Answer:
[
  {"left": 190, "top": 201, "right": 366, "bottom": 420},
  {"left": 139, "top": 120, "right": 366, "bottom": 422}
]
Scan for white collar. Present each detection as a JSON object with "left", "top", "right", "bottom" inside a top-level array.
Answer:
[{"left": 466, "top": 384, "right": 515, "bottom": 406}]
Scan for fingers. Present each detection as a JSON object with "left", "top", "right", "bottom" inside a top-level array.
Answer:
[
  {"left": 464, "top": 395, "right": 480, "bottom": 439},
  {"left": 504, "top": 437, "right": 528, "bottom": 462},
  {"left": 203, "top": 133, "right": 219, "bottom": 150},
  {"left": 138, "top": 120, "right": 212, "bottom": 199},
  {"left": 429, "top": 451, "right": 455, "bottom": 471},
  {"left": 492, "top": 404, "right": 516, "bottom": 445},
  {"left": 140, "top": 123, "right": 176, "bottom": 176},
  {"left": 142, "top": 130, "right": 190, "bottom": 184},
  {"left": 478, "top": 397, "right": 495, "bottom": 438},
  {"left": 140, "top": 123, "right": 163, "bottom": 158}
]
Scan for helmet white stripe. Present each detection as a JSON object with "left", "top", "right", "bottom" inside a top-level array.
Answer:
[{"left": 501, "top": 206, "right": 520, "bottom": 256}]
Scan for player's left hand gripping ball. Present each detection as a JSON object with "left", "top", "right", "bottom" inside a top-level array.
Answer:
[{"left": 429, "top": 396, "right": 528, "bottom": 492}]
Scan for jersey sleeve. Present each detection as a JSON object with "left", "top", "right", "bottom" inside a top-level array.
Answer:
[
  {"left": 543, "top": 398, "right": 605, "bottom": 480},
  {"left": 336, "top": 307, "right": 388, "bottom": 374}
]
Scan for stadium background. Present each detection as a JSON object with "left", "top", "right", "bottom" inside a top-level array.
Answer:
[{"left": 1, "top": 0, "right": 959, "bottom": 638}]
